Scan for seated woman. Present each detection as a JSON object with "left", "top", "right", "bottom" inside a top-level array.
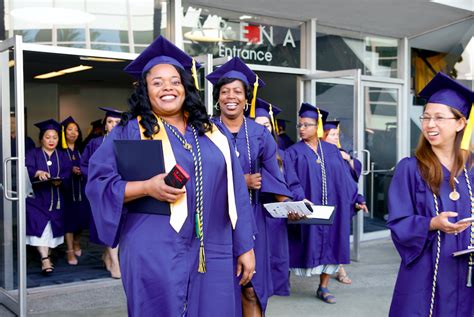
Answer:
[
  {"left": 26, "top": 119, "right": 71, "bottom": 275},
  {"left": 85, "top": 36, "right": 256, "bottom": 317}
]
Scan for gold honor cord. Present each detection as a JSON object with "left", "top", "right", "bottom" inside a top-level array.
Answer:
[
  {"left": 269, "top": 104, "right": 279, "bottom": 135},
  {"left": 61, "top": 126, "right": 68, "bottom": 149}
]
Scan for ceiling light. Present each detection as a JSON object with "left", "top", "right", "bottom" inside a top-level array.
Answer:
[
  {"left": 239, "top": 15, "right": 253, "bottom": 20},
  {"left": 11, "top": 7, "right": 96, "bottom": 25},
  {"left": 80, "top": 56, "right": 125, "bottom": 62},
  {"left": 34, "top": 65, "right": 93, "bottom": 79}
]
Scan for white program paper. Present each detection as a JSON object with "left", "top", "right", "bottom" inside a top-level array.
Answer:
[
  {"left": 305, "top": 205, "right": 335, "bottom": 219},
  {"left": 263, "top": 201, "right": 313, "bottom": 218}
]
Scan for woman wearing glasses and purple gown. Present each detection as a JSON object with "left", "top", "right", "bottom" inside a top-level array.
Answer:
[{"left": 387, "top": 72, "right": 473, "bottom": 317}]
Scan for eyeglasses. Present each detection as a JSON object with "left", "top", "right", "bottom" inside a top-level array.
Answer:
[
  {"left": 419, "top": 116, "right": 458, "bottom": 124},
  {"left": 296, "top": 123, "right": 317, "bottom": 129}
]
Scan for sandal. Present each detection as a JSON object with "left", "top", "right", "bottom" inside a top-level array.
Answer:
[
  {"left": 41, "top": 257, "right": 54, "bottom": 276},
  {"left": 66, "top": 250, "right": 78, "bottom": 266},
  {"left": 316, "top": 286, "right": 336, "bottom": 304},
  {"left": 336, "top": 271, "right": 352, "bottom": 284}
]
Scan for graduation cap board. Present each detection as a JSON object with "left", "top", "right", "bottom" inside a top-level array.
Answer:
[
  {"left": 124, "top": 35, "right": 202, "bottom": 89},
  {"left": 298, "top": 103, "right": 329, "bottom": 138},
  {"left": 419, "top": 72, "right": 473, "bottom": 150},
  {"left": 206, "top": 57, "right": 266, "bottom": 118}
]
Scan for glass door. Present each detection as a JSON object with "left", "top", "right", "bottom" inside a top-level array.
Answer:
[
  {"left": 360, "top": 82, "right": 400, "bottom": 233},
  {"left": 0, "top": 35, "right": 28, "bottom": 317}
]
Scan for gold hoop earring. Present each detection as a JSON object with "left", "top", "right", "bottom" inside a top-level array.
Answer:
[
  {"left": 244, "top": 102, "right": 249, "bottom": 112},
  {"left": 214, "top": 102, "right": 220, "bottom": 111}
]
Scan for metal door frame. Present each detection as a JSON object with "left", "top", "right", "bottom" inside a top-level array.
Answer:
[{"left": 0, "top": 35, "right": 27, "bottom": 317}]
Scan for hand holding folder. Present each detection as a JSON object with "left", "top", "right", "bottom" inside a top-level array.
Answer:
[{"left": 114, "top": 140, "right": 187, "bottom": 215}]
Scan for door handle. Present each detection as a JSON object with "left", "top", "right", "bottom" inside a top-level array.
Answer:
[
  {"left": 3, "top": 157, "right": 18, "bottom": 201},
  {"left": 361, "top": 149, "right": 371, "bottom": 176}
]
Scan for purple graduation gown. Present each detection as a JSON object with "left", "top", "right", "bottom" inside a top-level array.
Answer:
[
  {"left": 62, "top": 147, "right": 90, "bottom": 233},
  {"left": 387, "top": 157, "right": 474, "bottom": 317},
  {"left": 81, "top": 136, "right": 105, "bottom": 244},
  {"left": 265, "top": 149, "right": 290, "bottom": 295},
  {"left": 26, "top": 147, "right": 72, "bottom": 237},
  {"left": 85, "top": 119, "right": 255, "bottom": 317},
  {"left": 284, "top": 141, "right": 359, "bottom": 268},
  {"left": 216, "top": 118, "right": 293, "bottom": 311}
]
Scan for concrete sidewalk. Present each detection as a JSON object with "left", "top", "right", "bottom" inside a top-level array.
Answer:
[{"left": 2, "top": 237, "right": 400, "bottom": 316}]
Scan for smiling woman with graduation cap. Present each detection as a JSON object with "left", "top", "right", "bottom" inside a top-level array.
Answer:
[
  {"left": 387, "top": 72, "right": 473, "bottom": 317},
  {"left": 25, "top": 119, "right": 72, "bottom": 275},
  {"left": 81, "top": 106, "right": 123, "bottom": 279},
  {"left": 207, "top": 58, "right": 294, "bottom": 316},
  {"left": 85, "top": 36, "right": 256, "bottom": 317}
]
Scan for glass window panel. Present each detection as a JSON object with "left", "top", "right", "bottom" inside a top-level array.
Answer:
[
  {"left": 181, "top": 3, "right": 302, "bottom": 68},
  {"left": 316, "top": 25, "right": 399, "bottom": 78},
  {"left": 129, "top": 0, "right": 154, "bottom": 15},
  {"left": 91, "top": 43, "right": 129, "bottom": 52},
  {"left": 133, "top": 31, "right": 153, "bottom": 45},
  {"left": 89, "top": 14, "right": 128, "bottom": 30},
  {"left": 86, "top": 0, "right": 127, "bottom": 15},
  {"left": 90, "top": 29, "right": 128, "bottom": 44},
  {"left": 13, "top": 29, "right": 52, "bottom": 43},
  {"left": 57, "top": 28, "right": 86, "bottom": 42}
]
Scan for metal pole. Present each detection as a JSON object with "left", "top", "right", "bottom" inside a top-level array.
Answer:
[{"left": 370, "top": 161, "right": 375, "bottom": 219}]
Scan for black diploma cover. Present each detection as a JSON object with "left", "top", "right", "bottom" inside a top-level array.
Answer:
[{"left": 114, "top": 140, "right": 170, "bottom": 215}]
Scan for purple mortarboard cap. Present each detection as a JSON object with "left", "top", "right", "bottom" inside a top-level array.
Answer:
[
  {"left": 419, "top": 72, "right": 473, "bottom": 118},
  {"left": 60, "top": 116, "right": 77, "bottom": 127},
  {"left": 34, "top": 119, "right": 61, "bottom": 133},
  {"left": 206, "top": 57, "right": 265, "bottom": 87},
  {"left": 98, "top": 107, "right": 123, "bottom": 119},
  {"left": 253, "top": 98, "right": 282, "bottom": 119},
  {"left": 277, "top": 119, "right": 289, "bottom": 130},
  {"left": 124, "top": 35, "right": 201, "bottom": 78},
  {"left": 323, "top": 120, "right": 340, "bottom": 131},
  {"left": 298, "top": 103, "right": 329, "bottom": 121}
]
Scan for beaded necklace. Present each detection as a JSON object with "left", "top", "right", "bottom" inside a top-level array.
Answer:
[
  {"left": 305, "top": 140, "right": 328, "bottom": 205},
  {"left": 429, "top": 166, "right": 473, "bottom": 317},
  {"left": 160, "top": 118, "right": 207, "bottom": 273},
  {"left": 42, "top": 149, "right": 61, "bottom": 211}
]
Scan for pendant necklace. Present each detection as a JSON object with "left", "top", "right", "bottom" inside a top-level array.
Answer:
[{"left": 449, "top": 177, "right": 460, "bottom": 201}]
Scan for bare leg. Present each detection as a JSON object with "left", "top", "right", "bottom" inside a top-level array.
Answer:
[
  {"left": 65, "top": 233, "right": 78, "bottom": 265},
  {"left": 73, "top": 232, "right": 82, "bottom": 256},
  {"left": 241, "top": 287, "right": 262, "bottom": 317},
  {"left": 320, "top": 273, "right": 330, "bottom": 288},
  {"left": 108, "top": 246, "right": 121, "bottom": 279},
  {"left": 38, "top": 246, "right": 53, "bottom": 274}
]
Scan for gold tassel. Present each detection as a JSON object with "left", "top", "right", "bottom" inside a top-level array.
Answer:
[
  {"left": 336, "top": 124, "right": 341, "bottom": 148},
  {"left": 317, "top": 108, "right": 324, "bottom": 138},
  {"left": 249, "top": 75, "right": 259, "bottom": 118},
  {"left": 198, "top": 243, "right": 206, "bottom": 273},
  {"left": 61, "top": 126, "right": 68, "bottom": 149},
  {"left": 191, "top": 58, "right": 200, "bottom": 91},
  {"left": 460, "top": 105, "right": 473, "bottom": 151},
  {"left": 269, "top": 104, "right": 279, "bottom": 135}
]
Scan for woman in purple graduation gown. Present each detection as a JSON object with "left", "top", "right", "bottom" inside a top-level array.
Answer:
[
  {"left": 387, "top": 72, "right": 473, "bottom": 317},
  {"left": 25, "top": 119, "right": 71, "bottom": 275},
  {"left": 86, "top": 36, "right": 256, "bottom": 317},
  {"left": 207, "top": 58, "right": 294, "bottom": 316},
  {"left": 81, "top": 107, "right": 122, "bottom": 278},
  {"left": 60, "top": 116, "right": 89, "bottom": 266},
  {"left": 254, "top": 99, "right": 292, "bottom": 297},
  {"left": 322, "top": 120, "right": 368, "bottom": 285},
  {"left": 284, "top": 103, "right": 362, "bottom": 304}
]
